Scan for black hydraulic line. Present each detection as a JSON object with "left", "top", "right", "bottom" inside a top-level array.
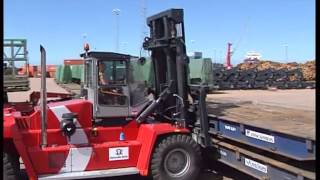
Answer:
[
  {"left": 164, "top": 48, "right": 177, "bottom": 87},
  {"left": 136, "top": 81, "right": 174, "bottom": 123},
  {"left": 175, "top": 39, "right": 188, "bottom": 121}
]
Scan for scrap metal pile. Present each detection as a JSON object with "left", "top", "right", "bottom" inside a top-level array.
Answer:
[{"left": 212, "top": 60, "right": 315, "bottom": 90}]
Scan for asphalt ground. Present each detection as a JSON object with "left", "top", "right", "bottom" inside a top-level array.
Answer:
[
  {"left": 207, "top": 89, "right": 315, "bottom": 111},
  {"left": 7, "top": 78, "right": 69, "bottom": 102}
]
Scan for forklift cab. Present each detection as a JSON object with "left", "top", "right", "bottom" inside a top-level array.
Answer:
[{"left": 81, "top": 51, "right": 150, "bottom": 120}]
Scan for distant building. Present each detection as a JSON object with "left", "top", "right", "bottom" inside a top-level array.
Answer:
[
  {"left": 64, "top": 59, "right": 84, "bottom": 65},
  {"left": 243, "top": 51, "right": 261, "bottom": 64},
  {"left": 212, "top": 63, "right": 224, "bottom": 69},
  {"left": 187, "top": 51, "right": 203, "bottom": 59}
]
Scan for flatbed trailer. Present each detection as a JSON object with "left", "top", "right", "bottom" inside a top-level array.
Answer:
[
  {"left": 207, "top": 101, "right": 315, "bottom": 160},
  {"left": 194, "top": 99, "right": 316, "bottom": 180}
]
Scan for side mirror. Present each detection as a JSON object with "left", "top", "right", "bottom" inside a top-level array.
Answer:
[{"left": 138, "top": 57, "right": 146, "bottom": 65}]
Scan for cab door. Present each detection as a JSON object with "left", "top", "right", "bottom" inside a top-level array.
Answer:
[{"left": 95, "top": 60, "right": 129, "bottom": 118}]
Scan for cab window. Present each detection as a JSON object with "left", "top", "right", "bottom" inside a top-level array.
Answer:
[
  {"left": 98, "top": 60, "right": 126, "bottom": 85},
  {"left": 98, "top": 60, "right": 128, "bottom": 106}
]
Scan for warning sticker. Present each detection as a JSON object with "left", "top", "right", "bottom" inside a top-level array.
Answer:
[
  {"left": 219, "top": 150, "right": 227, "bottom": 156},
  {"left": 109, "top": 147, "right": 129, "bottom": 161}
]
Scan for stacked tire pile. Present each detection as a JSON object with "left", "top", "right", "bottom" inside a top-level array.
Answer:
[{"left": 212, "top": 60, "right": 315, "bottom": 90}]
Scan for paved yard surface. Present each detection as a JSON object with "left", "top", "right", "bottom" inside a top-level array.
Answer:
[
  {"left": 207, "top": 89, "right": 315, "bottom": 111},
  {"left": 8, "top": 78, "right": 69, "bottom": 102}
]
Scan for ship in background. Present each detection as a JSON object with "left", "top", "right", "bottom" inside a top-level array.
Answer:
[{"left": 243, "top": 51, "right": 262, "bottom": 64}]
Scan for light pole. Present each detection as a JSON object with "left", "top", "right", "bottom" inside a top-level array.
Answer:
[
  {"left": 121, "top": 42, "right": 128, "bottom": 53},
  {"left": 283, "top": 43, "right": 288, "bottom": 61},
  {"left": 218, "top": 50, "right": 222, "bottom": 64},
  {"left": 190, "top": 40, "right": 195, "bottom": 53},
  {"left": 213, "top": 48, "right": 217, "bottom": 64},
  {"left": 82, "top": 33, "right": 87, "bottom": 46},
  {"left": 82, "top": 33, "right": 87, "bottom": 40},
  {"left": 112, "top": 8, "right": 121, "bottom": 52}
]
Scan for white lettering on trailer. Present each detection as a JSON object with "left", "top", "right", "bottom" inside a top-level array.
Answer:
[
  {"left": 219, "top": 150, "right": 227, "bottom": 156},
  {"left": 245, "top": 129, "right": 275, "bottom": 143},
  {"left": 244, "top": 158, "right": 268, "bottom": 173},
  {"left": 109, "top": 147, "right": 129, "bottom": 161},
  {"left": 224, "top": 125, "right": 236, "bottom": 131}
]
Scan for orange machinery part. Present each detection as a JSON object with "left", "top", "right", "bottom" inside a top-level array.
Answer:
[
  {"left": 19, "top": 64, "right": 57, "bottom": 77},
  {"left": 64, "top": 59, "right": 84, "bottom": 65}
]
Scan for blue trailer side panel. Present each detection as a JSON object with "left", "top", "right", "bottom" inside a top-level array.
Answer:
[{"left": 209, "top": 117, "right": 315, "bottom": 160}]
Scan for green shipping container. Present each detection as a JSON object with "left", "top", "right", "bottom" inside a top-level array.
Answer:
[
  {"left": 70, "top": 65, "right": 84, "bottom": 83},
  {"left": 59, "top": 65, "right": 72, "bottom": 83},
  {"left": 129, "top": 57, "right": 154, "bottom": 88},
  {"left": 55, "top": 65, "right": 63, "bottom": 83},
  {"left": 188, "top": 58, "right": 213, "bottom": 85},
  {"left": 130, "top": 57, "right": 214, "bottom": 87}
]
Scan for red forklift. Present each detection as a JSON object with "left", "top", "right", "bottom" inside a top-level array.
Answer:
[{"left": 3, "top": 9, "right": 210, "bottom": 180}]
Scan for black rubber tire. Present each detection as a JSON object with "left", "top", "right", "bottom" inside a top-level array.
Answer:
[
  {"left": 4, "top": 92, "right": 8, "bottom": 103},
  {"left": 3, "top": 152, "right": 19, "bottom": 180},
  {"left": 150, "top": 134, "right": 202, "bottom": 180}
]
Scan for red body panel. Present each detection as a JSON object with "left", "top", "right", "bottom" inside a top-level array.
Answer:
[
  {"left": 3, "top": 99, "right": 190, "bottom": 179},
  {"left": 3, "top": 111, "right": 15, "bottom": 138},
  {"left": 11, "top": 125, "right": 38, "bottom": 179}
]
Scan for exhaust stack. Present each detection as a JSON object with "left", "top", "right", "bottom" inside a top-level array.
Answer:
[{"left": 40, "top": 45, "right": 47, "bottom": 148}]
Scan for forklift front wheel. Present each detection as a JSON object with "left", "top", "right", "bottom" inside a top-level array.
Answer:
[{"left": 150, "top": 134, "right": 202, "bottom": 180}]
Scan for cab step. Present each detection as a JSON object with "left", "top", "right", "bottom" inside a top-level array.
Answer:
[{"left": 39, "top": 167, "right": 139, "bottom": 180}]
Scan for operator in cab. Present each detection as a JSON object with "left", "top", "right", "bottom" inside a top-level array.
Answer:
[
  {"left": 98, "top": 61, "right": 126, "bottom": 105},
  {"left": 98, "top": 62, "right": 109, "bottom": 85}
]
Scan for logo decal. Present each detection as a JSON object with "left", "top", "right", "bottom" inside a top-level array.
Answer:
[
  {"left": 109, "top": 147, "right": 129, "bottom": 161},
  {"left": 116, "top": 149, "right": 123, "bottom": 155}
]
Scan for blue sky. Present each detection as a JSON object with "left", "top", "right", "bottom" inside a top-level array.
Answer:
[{"left": 4, "top": 0, "right": 315, "bottom": 65}]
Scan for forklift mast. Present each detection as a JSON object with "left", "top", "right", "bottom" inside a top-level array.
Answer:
[
  {"left": 138, "top": 9, "right": 190, "bottom": 124},
  {"left": 138, "top": 9, "right": 211, "bottom": 146}
]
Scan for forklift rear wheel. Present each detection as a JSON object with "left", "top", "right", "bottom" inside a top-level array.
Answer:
[
  {"left": 3, "top": 152, "right": 20, "bottom": 180},
  {"left": 150, "top": 134, "right": 201, "bottom": 180},
  {"left": 4, "top": 92, "right": 8, "bottom": 103}
]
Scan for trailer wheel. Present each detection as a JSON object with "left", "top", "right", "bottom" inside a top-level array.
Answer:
[
  {"left": 3, "top": 152, "right": 19, "bottom": 180},
  {"left": 150, "top": 134, "right": 201, "bottom": 180}
]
